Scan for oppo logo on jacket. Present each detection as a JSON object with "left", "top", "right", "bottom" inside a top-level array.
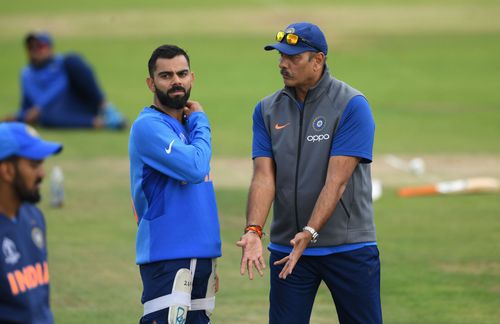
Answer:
[{"left": 260, "top": 67, "right": 376, "bottom": 247}]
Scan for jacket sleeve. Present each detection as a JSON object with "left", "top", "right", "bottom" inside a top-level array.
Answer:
[
  {"left": 16, "top": 74, "right": 33, "bottom": 121},
  {"left": 63, "top": 54, "right": 104, "bottom": 106},
  {"left": 132, "top": 112, "right": 212, "bottom": 183}
]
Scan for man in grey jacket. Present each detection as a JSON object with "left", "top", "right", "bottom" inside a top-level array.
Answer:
[{"left": 237, "top": 22, "right": 382, "bottom": 323}]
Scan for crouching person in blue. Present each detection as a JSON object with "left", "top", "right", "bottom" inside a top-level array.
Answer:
[
  {"left": 4, "top": 31, "right": 127, "bottom": 130},
  {"left": 129, "top": 45, "right": 221, "bottom": 324},
  {"left": 0, "top": 122, "right": 63, "bottom": 323}
]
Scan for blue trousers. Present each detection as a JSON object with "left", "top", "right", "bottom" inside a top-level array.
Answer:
[
  {"left": 269, "top": 246, "right": 382, "bottom": 324},
  {"left": 139, "top": 259, "right": 213, "bottom": 324}
]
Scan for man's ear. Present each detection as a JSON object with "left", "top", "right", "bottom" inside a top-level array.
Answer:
[
  {"left": 146, "top": 77, "right": 155, "bottom": 93},
  {"left": 0, "top": 161, "right": 15, "bottom": 183},
  {"left": 314, "top": 52, "right": 326, "bottom": 71}
]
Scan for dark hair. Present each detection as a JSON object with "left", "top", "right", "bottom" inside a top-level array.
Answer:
[
  {"left": 24, "top": 32, "right": 53, "bottom": 48},
  {"left": 148, "top": 45, "right": 190, "bottom": 77}
]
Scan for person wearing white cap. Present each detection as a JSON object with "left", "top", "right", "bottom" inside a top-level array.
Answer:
[
  {"left": 0, "top": 122, "right": 62, "bottom": 323},
  {"left": 238, "top": 22, "right": 382, "bottom": 323}
]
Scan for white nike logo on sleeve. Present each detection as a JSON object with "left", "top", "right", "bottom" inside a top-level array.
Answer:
[{"left": 165, "top": 140, "right": 175, "bottom": 154}]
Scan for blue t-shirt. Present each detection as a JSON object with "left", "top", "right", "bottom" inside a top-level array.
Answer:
[
  {"left": 252, "top": 95, "right": 376, "bottom": 255},
  {"left": 129, "top": 107, "right": 221, "bottom": 264},
  {"left": 0, "top": 204, "right": 53, "bottom": 324}
]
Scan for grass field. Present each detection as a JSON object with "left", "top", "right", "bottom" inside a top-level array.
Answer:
[{"left": 1, "top": 0, "right": 500, "bottom": 323}]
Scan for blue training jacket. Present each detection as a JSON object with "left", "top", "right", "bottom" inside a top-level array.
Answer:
[
  {"left": 128, "top": 107, "right": 221, "bottom": 264},
  {"left": 18, "top": 54, "right": 103, "bottom": 127}
]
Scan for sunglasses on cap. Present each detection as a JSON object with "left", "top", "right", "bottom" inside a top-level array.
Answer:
[{"left": 276, "top": 31, "right": 323, "bottom": 53}]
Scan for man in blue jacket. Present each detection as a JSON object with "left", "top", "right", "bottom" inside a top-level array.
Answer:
[
  {"left": 0, "top": 122, "right": 63, "bottom": 323},
  {"left": 129, "top": 44, "right": 221, "bottom": 324},
  {"left": 4, "top": 31, "right": 126, "bottom": 129}
]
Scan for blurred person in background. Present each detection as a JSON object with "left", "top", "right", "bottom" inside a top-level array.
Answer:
[
  {"left": 129, "top": 44, "right": 221, "bottom": 324},
  {"left": 237, "top": 22, "right": 382, "bottom": 324},
  {"left": 0, "top": 122, "right": 62, "bottom": 323},
  {"left": 3, "top": 31, "right": 127, "bottom": 130}
]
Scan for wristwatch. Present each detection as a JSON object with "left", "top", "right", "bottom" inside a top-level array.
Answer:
[{"left": 302, "top": 226, "right": 319, "bottom": 243}]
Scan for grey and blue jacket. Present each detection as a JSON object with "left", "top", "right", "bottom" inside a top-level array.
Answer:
[{"left": 259, "top": 67, "right": 376, "bottom": 247}]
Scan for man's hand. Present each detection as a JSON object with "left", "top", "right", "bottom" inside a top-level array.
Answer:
[
  {"left": 273, "top": 231, "right": 311, "bottom": 279},
  {"left": 24, "top": 106, "right": 41, "bottom": 125},
  {"left": 2, "top": 115, "right": 16, "bottom": 122},
  {"left": 184, "top": 100, "right": 204, "bottom": 117},
  {"left": 236, "top": 232, "right": 266, "bottom": 280}
]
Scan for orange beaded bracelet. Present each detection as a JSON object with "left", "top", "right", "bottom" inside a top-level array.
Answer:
[{"left": 244, "top": 224, "right": 264, "bottom": 238}]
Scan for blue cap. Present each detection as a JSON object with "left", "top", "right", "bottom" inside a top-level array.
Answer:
[
  {"left": 25, "top": 31, "right": 53, "bottom": 47},
  {"left": 0, "top": 122, "right": 62, "bottom": 160},
  {"left": 265, "top": 22, "right": 328, "bottom": 56}
]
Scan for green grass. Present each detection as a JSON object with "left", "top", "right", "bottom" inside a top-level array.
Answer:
[
  {"left": 3, "top": 32, "right": 500, "bottom": 156},
  {"left": 377, "top": 191, "right": 500, "bottom": 323},
  {"left": 342, "top": 32, "right": 500, "bottom": 154},
  {"left": 38, "top": 181, "right": 500, "bottom": 323},
  {"left": 1, "top": 0, "right": 500, "bottom": 323},
  {"left": 2, "top": 0, "right": 499, "bottom": 14}
]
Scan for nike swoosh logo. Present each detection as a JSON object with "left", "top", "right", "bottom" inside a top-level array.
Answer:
[
  {"left": 275, "top": 122, "right": 290, "bottom": 130},
  {"left": 165, "top": 140, "right": 175, "bottom": 154}
]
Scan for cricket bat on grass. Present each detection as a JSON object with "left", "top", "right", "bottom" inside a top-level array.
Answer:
[{"left": 398, "top": 177, "right": 500, "bottom": 197}]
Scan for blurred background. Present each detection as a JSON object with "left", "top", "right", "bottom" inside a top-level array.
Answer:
[{"left": 1, "top": 0, "right": 499, "bottom": 322}]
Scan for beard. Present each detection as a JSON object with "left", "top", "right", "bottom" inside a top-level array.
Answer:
[
  {"left": 13, "top": 169, "right": 42, "bottom": 204},
  {"left": 156, "top": 85, "right": 191, "bottom": 110}
]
